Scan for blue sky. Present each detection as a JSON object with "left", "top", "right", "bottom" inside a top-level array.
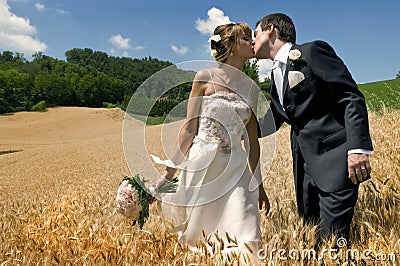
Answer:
[{"left": 1, "top": 0, "right": 399, "bottom": 83}]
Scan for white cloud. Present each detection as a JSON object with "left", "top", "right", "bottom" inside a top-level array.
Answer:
[
  {"left": 55, "top": 8, "right": 69, "bottom": 15},
  {"left": 0, "top": 0, "right": 47, "bottom": 55},
  {"left": 109, "top": 34, "right": 131, "bottom": 50},
  {"left": 171, "top": 45, "right": 188, "bottom": 55},
  {"left": 133, "top": 46, "right": 145, "bottom": 50},
  {"left": 256, "top": 59, "right": 273, "bottom": 81},
  {"left": 0, "top": 0, "right": 35, "bottom": 34},
  {"left": 0, "top": 31, "right": 47, "bottom": 53},
  {"left": 195, "top": 7, "right": 232, "bottom": 35},
  {"left": 34, "top": 2, "right": 69, "bottom": 14},
  {"left": 34, "top": 2, "right": 45, "bottom": 12},
  {"left": 109, "top": 34, "right": 145, "bottom": 57}
]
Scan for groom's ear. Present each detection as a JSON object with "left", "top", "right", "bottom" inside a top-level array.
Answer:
[
  {"left": 264, "top": 23, "right": 274, "bottom": 32},
  {"left": 269, "top": 25, "right": 280, "bottom": 39},
  {"left": 269, "top": 24, "right": 277, "bottom": 33}
]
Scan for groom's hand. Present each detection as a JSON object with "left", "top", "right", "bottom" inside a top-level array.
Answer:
[{"left": 348, "top": 153, "right": 371, "bottom": 184}]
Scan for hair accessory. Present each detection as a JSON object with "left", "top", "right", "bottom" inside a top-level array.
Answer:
[
  {"left": 210, "top": 49, "right": 218, "bottom": 57},
  {"left": 208, "top": 34, "right": 221, "bottom": 43}
]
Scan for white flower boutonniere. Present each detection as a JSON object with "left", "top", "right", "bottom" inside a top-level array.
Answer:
[
  {"left": 208, "top": 34, "right": 221, "bottom": 43},
  {"left": 288, "top": 49, "right": 305, "bottom": 66}
]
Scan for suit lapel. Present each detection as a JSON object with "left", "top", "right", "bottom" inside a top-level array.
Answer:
[
  {"left": 282, "top": 58, "right": 290, "bottom": 98},
  {"left": 270, "top": 70, "right": 289, "bottom": 120},
  {"left": 283, "top": 45, "right": 300, "bottom": 97}
]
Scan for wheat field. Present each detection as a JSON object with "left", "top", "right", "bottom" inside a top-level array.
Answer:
[{"left": 0, "top": 106, "right": 399, "bottom": 265}]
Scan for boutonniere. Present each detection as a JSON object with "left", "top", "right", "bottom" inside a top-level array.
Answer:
[{"left": 288, "top": 49, "right": 305, "bottom": 66}]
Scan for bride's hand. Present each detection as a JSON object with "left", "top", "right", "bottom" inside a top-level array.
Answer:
[
  {"left": 258, "top": 186, "right": 270, "bottom": 216},
  {"left": 149, "top": 176, "right": 168, "bottom": 204}
]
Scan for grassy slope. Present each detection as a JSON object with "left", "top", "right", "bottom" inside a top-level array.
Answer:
[{"left": 359, "top": 78, "right": 400, "bottom": 111}]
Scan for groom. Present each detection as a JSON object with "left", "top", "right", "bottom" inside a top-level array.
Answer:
[{"left": 253, "top": 13, "right": 373, "bottom": 243}]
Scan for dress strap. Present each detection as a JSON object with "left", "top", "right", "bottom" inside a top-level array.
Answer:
[{"left": 207, "top": 69, "right": 217, "bottom": 93}]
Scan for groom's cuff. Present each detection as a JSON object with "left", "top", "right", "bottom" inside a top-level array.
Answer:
[{"left": 347, "top": 149, "right": 372, "bottom": 155}]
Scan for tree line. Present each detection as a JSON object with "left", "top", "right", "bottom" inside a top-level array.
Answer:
[{"left": 0, "top": 49, "right": 270, "bottom": 116}]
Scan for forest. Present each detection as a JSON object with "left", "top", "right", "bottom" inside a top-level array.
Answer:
[{"left": 0, "top": 49, "right": 269, "bottom": 117}]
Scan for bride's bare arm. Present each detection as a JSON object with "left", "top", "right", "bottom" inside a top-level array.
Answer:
[
  {"left": 246, "top": 111, "right": 270, "bottom": 215},
  {"left": 159, "top": 72, "right": 208, "bottom": 181}
]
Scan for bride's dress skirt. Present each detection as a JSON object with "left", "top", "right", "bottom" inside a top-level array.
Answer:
[
  {"left": 152, "top": 91, "right": 262, "bottom": 256},
  {"left": 157, "top": 134, "right": 261, "bottom": 254}
]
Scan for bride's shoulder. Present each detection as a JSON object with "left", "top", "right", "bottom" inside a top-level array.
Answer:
[{"left": 193, "top": 69, "right": 212, "bottom": 82}]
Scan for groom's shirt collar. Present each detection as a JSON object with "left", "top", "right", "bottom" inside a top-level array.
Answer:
[{"left": 274, "top": 42, "right": 293, "bottom": 65}]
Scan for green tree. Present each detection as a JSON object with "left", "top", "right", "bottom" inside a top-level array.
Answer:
[
  {"left": 0, "top": 47, "right": 192, "bottom": 115},
  {"left": 0, "top": 83, "right": 9, "bottom": 113},
  {"left": 242, "top": 59, "right": 259, "bottom": 84},
  {"left": 0, "top": 51, "right": 14, "bottom": 63},
  {"left": 77, "top": 73, "right": 97, "bottom": 106},
  {"left": 259, "top": 78, "right": 271, "bottom": 100},
  {"left": 46, "top": 73, "right": 68, "bottom": 105},
  {"left": 0, "top": 69, "right": 31, "bottom": 112}
]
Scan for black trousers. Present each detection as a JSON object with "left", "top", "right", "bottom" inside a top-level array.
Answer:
[{"left": 293, "top": 147, "right": 359, "bottom": 242}]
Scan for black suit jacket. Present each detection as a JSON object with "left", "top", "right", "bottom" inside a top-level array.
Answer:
[{"left": 259, "top": 40, "right": 373, "bottom": 192}]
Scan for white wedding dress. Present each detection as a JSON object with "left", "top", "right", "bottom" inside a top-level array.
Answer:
[{"left": 152, "top": 86, "right": 262, "bottom": 255}]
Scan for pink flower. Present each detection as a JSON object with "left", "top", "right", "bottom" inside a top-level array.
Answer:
[
  {"left": 116, "top": 180, "right": 142, "bottom": 219},
  {"left": 116, "top": 174, "right": 178, "bottom": 229}
]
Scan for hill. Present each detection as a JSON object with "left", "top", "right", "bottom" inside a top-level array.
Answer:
[{"left": 359, "top": 78, "right": 400, "bottom": 111}]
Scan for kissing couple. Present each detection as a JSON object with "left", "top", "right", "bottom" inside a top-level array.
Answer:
[{"left": 150, "top": 12, "right": 373, "bottom": 258}]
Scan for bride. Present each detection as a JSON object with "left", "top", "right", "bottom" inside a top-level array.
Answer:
[{"left": 151, "top": 22, "right": 270, "bottom": 255}]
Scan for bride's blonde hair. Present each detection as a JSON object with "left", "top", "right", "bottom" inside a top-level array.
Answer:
[{"left": 210, "top": 22, "right": 252, "bottom": 63}]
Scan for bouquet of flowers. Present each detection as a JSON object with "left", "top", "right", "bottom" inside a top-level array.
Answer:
[{"left": 116, "top": 174, "right": 178, "bottom": 229}]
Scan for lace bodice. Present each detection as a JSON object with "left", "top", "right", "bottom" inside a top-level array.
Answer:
[{"left": 198, "top": 91, "right": 251, "bottom": 154}]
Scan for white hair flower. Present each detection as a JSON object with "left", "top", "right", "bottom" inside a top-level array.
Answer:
[
  {"left": 210, "top": 49, "right": 218, "bottom": 57},
  {"left": 208, "top": 34, "right": 221, "bottom": 43}
]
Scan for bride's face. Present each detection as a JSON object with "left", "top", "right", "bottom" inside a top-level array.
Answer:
[{"left": 234, "top": 33, "right": 255, "bottom": 60}]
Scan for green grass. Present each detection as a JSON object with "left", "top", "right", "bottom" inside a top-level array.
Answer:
[{"left": 359, "top": 78, "right": 400, "bottom": 112}]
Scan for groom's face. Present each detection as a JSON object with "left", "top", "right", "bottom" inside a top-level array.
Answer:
[{"left": 252, "top": 24, "right": 270, "bottom": 59}]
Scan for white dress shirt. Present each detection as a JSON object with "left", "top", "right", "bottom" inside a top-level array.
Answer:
[{"left": 273, "top": 42, "right": 292, "bottom": 106}]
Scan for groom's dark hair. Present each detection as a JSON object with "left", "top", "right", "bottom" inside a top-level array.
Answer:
[{"left": 256, "top": 13, "right": 296, "bottom": 43}]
